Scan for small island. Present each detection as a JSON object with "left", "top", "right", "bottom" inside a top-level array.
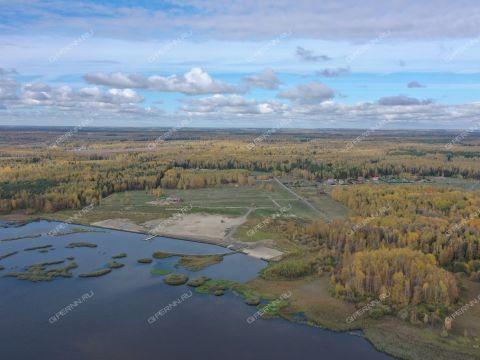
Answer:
[
  {"left": 163, "top": 274, "right": 189, "bottom": 285},
  {"left": 79, "top": 269, "right": 112, "bottom": 278}
]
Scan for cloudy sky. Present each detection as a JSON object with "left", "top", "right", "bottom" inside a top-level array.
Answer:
[{"left": 1, "top": 0, "right": 480, "bottom": 128}]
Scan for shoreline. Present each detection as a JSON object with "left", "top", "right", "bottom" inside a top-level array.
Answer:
[
  {"left": 2, "top": 216, "right": 398, "bottom": 360},
  {"left": 0, "top": 215, "right": 267, "bottom": 260},
  {"left": 1, "top": 214, "right": 476, "bottom": 359}
]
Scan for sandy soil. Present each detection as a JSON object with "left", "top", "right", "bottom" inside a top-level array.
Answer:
[
  {"left": 143, "top": 213, "right": 246, "bottom": 243},
  {"left": 91, "top": 218, "right": 145, "bottom": 233},
  {"left": 147, "top": 200, "right": 176, "bottom": 206},
  {"left": 243, "top": 246, "right": 283, "bottom": 260}
]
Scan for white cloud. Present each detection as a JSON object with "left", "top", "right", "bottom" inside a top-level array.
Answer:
[
  {"left": 316, "top": 67, "right": 350, "bottom": 77},
  {"left": 7, "top": 1, "right": 479, "bottom": 41},
  {"left": 288, "top": 98, "right": 480, "bottom": 129},
  {"left": 278, "top": 81, "right": 335, "bottom": 104},
  {"left": 377, "top": 95, "right": 432, "bottom": 106},
  {"left": 0, "top": 68, "right": 17, "bottom": 76},
  {"left": 180, "top": 94, "right": 288, "bottom": 114},
  {"left": 85, "top": 68, "right": 241, "bottom": 95},
  {"left": 242, "top": 68, "right": 280, "bottom": 90},
  {"left": 296, "top": 46, "right": 331, "bottom": 62},
  {"left": 2, "top": 72, "right": 480, "bottom": 130},
  {"left": 407, "top": 80, "right": 426, "bottom": 88},
  {"left": 0, "top": 77, "right": 19, "bottom": 102},
  {"left": 22, "top": 83, "right": 144, "bottom": 107}
]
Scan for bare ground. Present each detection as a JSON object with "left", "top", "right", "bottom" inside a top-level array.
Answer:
[
  {"left": 242, "top": 246, "right": 283, "bottom": 260},
  {"left": 91, "top": 218, "right": 145, "bottom": 233},
  {"left": 143, "top": 213, "right": 247, "bottom": 244}
]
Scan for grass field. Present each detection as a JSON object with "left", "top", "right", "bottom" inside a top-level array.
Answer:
[
  {"left": 50, "top": 180, "right": 313, "bottom": 219},
  {"left": 40, "top": 179, "right": 350, "bottom": 250},
  {"left": 291, "top": 185, "right": 350, "bottom": 220},
  {"left": 429, "top": 177, "right": 480, "bottom": 191}
]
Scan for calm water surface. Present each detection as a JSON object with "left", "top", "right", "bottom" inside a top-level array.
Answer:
[{"left": 0, "top": 221, "right": 392, "bottom": 360}]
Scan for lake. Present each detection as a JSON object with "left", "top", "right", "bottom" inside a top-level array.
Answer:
[{"left": 0, "top": 220, "right": 392, "bottom": 360}]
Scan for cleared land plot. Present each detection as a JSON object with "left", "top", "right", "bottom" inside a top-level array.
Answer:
[
  {"left": 273, "top": 177, "right": 350, "bottom": 221},
  {"left": 42, "top": 182, "right": 317, "bottom": 245},
  {"left": 143, "top": 214, "right": 246, "bottom": 243},
  {"left": 166, "top": 181, "right": 297, "bottom": 209},
  {"left": 292, "top": 186, "right": 350, "bottom": 220},
  {"left": 429, "top": 177, "right": 480, "bottom": 191},
  {"left": 91, "top": 182, "right": 308, "bottom": 222}
]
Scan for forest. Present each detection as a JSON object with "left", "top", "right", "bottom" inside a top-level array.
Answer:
[
  {"left": 1, "top": 127, "right": 480, "bottom": 327},
  {"left": 1, "top": 128, "right": 480, "bottom": 215}
]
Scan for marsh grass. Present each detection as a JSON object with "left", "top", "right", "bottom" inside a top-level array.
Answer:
[
  {"left": 1, "top": 234, "right": 42, "bottom": 242},
  {"left": 4, "top": 260, "right": 77, "bottom": 282},
  {"left": 195, "top": 279, "right": 236, "bottom": 295},
  {"left": 151, "top": 268, "right": 171, "bottom": 275},
  {"left": 163, "top": 273, "right": 189, "bottom": 285},
  {"left": 107, "top": 261, "right": 125, "bottom": 269},
  {"left": 79, "top": 268, "right": 112, "bottom": 277},
  {"left": 152, "top": 251, "right": 176, "bottom": 259},
  {"left": 66, "top": 242, "right": 98, "bottom": 248},
  {"left": 137, "top": 258, "right": 153, "bottom": 264},
  {"left": 187, "top": 276, "right": 210, "bottom": 287},
  {"left": 24, "top": 244, "right": 53, "bottom": 251},
  {"left": 261, "top": 258, "right": 314, "bottom": 280},
  {"left": 245, "top": 297, "right": 261, "bottom": 306},
  {"left": 0, "top": 251, "right": 18, "bottom": 260},
  {"left": 175, "top": 254, "right": 224, "bottom": 271},
  {"left": 258, "top": 300, "right": 289, "bottom": 319},
  {"left": 49, "top": 228, "right": 98, "bottom": 236}
]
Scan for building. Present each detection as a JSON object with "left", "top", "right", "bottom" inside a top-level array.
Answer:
[{"left": 327, "top": 178, "right": 337, "bottom": 185}]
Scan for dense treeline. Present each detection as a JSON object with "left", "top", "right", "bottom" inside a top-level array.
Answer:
[
  {"left": 1, "top": 136, "right": 480, "bottom": 216},
  {"left": 285, "top": 185, "right": 480, "bottom": 289},
  {"left": 333, "top": 248, "right": 458, "bottom": 307},
  {"left": 171, "top": 156, "right": 480, "bottom": 180},
  {"left": 160, "top": 168, "right": 251, "bottom": 189},
  {"left": 324, "top": 186, "right": 480, "bottom": 273},
  {"left": 0, "top": 152, "right": 248, "bottom": 213},
  {"left": 0, "top": 155, "right": 167, "bottom": 213},
  {"left": 263, "top": 184, "right": 480, "bottom": 318}
]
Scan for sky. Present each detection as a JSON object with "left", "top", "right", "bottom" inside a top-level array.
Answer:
[{"left": 1, "top": 0, "right": 480, "bottom": 129}]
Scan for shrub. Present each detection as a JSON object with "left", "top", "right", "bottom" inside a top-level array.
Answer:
[{"left": 262, "top": 259, "right": 313, "bottom": 280}]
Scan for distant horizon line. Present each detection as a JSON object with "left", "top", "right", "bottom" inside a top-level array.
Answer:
[{"left": 0, "top": 125, "right": 478, "bottom": 132}]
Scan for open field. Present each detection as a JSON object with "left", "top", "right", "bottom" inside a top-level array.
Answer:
[
  {"left": 39, "top": 178, "right": 347, "bottom": 249},
  {"left": 143, "top": 213, "right": 246, "bottom": 243},
  {"left": 275, "top": 177, "right": 351, "bottom": 221}
]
